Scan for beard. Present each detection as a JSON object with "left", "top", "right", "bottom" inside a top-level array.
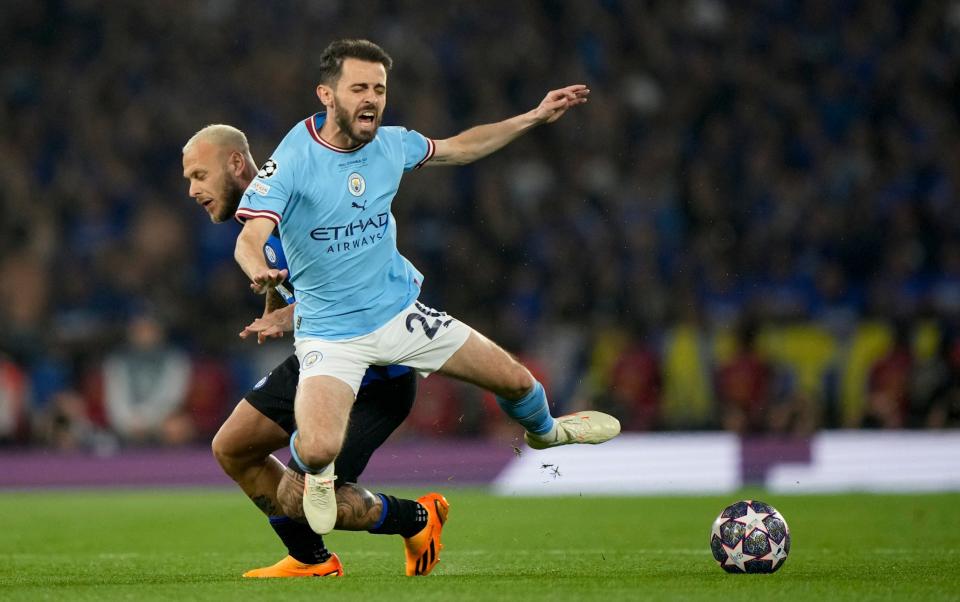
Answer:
[
  {"left": 332, "top": 96, "right": 380, "bottom": 145},
  {"left": 213, "top": 177, "right": 245, "bottom": 223}
]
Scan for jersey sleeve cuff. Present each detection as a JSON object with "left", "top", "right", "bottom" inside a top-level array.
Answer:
[
  {"left": 414, "top": 138, "right": 436, "bottom": 170},
  {"left": 235, "top": 208, "right": 281, "bottom": 225}
]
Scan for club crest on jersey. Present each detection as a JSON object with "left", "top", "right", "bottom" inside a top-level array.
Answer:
[
  {"left": 258, "top": 159, "right": 279, "bottom": 179},
  {"left": 264, "top": 244, "right": 278, "bottom": 265},
  {"left": 348, "top": 172, "right": 366, "bottom": 197},
  {"left": 302, "top": 351, "right": 323, "bottom": 369}
]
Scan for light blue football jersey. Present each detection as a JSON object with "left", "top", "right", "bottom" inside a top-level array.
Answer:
[
  {"left": 260, "top": 232, "right": 413, "bottom": 384},
  {"left": 237, "top": 113, "right": 435, "bottom": 340}
]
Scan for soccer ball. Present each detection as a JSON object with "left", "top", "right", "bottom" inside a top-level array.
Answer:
[{"left": 710, "top": 499, "right": 790, "bottom": 573}]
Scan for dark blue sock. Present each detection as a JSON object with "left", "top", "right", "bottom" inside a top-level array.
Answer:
[
  {"left": 269, "top": 516, "right": 331, "bottom": 564},
  {"left": 368, "top": 494, "right": 427, "bottom": 538}
]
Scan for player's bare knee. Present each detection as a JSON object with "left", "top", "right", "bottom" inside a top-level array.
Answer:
[
  {"left": 212, "top": 426, "right": 264, "bottom": 478},
  {"left": 210, "top": 429, "right": 239, "bottom": 473},
  {"left": 300, "top": 450, "right": 337, "bottom": 471},
  {"left": 296, "top": 437, "right": 339, "bottom": 470},
  {"left": 499, "top": 364, "right": 536, "bottom": 400},
  {"left": 296, "top": 424, "right": 345, "bottom": 467}
]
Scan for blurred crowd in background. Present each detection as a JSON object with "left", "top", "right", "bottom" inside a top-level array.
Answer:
[{"left": 2, "top": 0, "right": 960, "bottom": 450}]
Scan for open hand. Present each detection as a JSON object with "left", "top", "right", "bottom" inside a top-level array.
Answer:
[
  {"left": 239, "top": 304, "right": 294, "bottom": 344},
  {"left": 533, "top": 84, "right": 590, "bottom": 124},
  {"left": 250, "top": 268, "right": 288, "bottom": 294},
  {"left": 239, "top": 316, "right": 285, "bottom": 344}
]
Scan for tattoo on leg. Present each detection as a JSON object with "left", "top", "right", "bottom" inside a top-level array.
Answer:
[
  {"left": 335, "top": 483, "right": 383, "bottom": 530},
  {"left": 251, "top": 494, "right": 280, "bottom": 516},
  {"left": 277, "top": 468, "right": 306, "bottom": 520},
  {"left": 274, "top": 470, "right": 383, "bottom": 528}
]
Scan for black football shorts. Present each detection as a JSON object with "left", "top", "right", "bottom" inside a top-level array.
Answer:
[{"left": 243, "top": 354, "right": 417, "bottom": 483}]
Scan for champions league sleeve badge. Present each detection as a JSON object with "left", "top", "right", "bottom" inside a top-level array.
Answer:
[{"left": 258, "top": 158, "right": 279, "bottom": 179}]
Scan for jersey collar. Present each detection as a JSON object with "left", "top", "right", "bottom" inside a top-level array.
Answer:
[{"left": 305, "top": 113, "right": 366, "bottom": 153}]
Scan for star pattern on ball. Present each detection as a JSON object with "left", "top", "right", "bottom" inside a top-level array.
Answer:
[
  {"left": 721, "top": 539, "right": 757, "bottom": 572},
  {"left": 712, "top": 500, "right": 790, "bottom": 574},
  {"left": 733, "top": 503, "right": 770, "bottom": 534},
  {"left": 763, "top": 538, "right": 788, "bottom": 562},
  {"left": 711, "top": 517, "right": 725, "bottom": 540}
]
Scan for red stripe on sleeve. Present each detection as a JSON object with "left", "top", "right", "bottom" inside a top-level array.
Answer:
[
  {"left": 414, "top": 138, "right": 436, "bottom": 169},
  {"left": 235, "top": 208, "right": 281, "bottom": 225}
]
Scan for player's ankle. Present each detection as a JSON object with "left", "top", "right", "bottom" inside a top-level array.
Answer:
[
  {"left": 269, "top": 516, "right": 331, "bottom": 564},
  {"left": 368, "top": 494, "right": 428, "bottom": 537},
  {"left": 528, "top": 422, "right": 558, "bottom": 442}
]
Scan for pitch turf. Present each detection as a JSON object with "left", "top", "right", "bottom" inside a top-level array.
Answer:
[{"left": 0, "top": 488, "right": 957, "bottom": 601}]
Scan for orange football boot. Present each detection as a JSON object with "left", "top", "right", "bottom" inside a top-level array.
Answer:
[
  {"left": 403, "top": 492, "right": 450, "bottom": 576},
  {"left": 242, "top": 553, "right": 344, "bottom": 578}
]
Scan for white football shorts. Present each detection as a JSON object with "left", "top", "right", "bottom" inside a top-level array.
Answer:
[{"left": 294, "top": 300, "right": 471, "bottom": 395}]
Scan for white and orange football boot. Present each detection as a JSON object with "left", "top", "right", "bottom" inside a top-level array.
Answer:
[
  {"left": 242, "top": 553, "right": 344, "bottom": 578},
  {"left": 524, "top": 411, "right": 621, "bottom": 450},
  {"left": 403, "top": 493, "right": 450, "bottom": 576}
]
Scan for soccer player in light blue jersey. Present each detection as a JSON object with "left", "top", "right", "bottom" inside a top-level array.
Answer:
[
  {"left": 234, "top": 39, "right": 621, "bottom": 536},
  {"left": 182, "top": 125, "right": 447, "bottom": 577}
]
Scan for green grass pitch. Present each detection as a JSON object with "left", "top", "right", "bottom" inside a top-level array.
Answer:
[{"left": 0, "top": 488, "right": 957, "bottom": 601}]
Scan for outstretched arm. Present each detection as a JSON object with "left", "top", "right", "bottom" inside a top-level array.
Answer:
[
  {"left": 235, "top": 217, "right": 288, "bottom": 294},
  {"left": 429, "top": 84, "right": 589, "bottom": 166}
]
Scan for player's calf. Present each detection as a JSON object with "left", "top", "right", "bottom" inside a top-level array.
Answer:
[
  {"left": 277, "top": 467, "right": 306, "bottom": 519},
  {"left": 289, "top": 430, "right": 339, "bottom": 535},
  {"left": 290, "top": 376, "right": 354, "bottom": 535},
  {"left": 212, "top": 400, "right": 336, "bottom": 575},
  {"left": 440, "top": 329, "right": 621, "bottom": 447},
  {"left": 277, "top": 468, "right": 383, "bottom": 530},
  {"left": 439, "top": 329, "right": 534, "bottom": 399},
  {"left": 333, "top": 482, "right": 385, "bottom": 529},
  {"left": 211, "top": 401, "right": 289, "bottom": 515},
  {"left": 277, "top": 466, "right": 446, "bottom": 574}
]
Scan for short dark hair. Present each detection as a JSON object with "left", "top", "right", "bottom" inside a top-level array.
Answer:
[{"left": 318, "top": 39, "right": 393, "bottom": 85}]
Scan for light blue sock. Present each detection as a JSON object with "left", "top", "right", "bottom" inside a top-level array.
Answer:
[
  {"left": 289, "top": 430, "right": 328, "bottom": 475},
  {"left": 496, "top": 380, "right": 555, "bottom": 435}
]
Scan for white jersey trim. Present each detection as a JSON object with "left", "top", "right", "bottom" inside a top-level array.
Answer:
[
  {"left": 414, "top": 138, "right": 436, "bottom": 169},
  {"left": 235, "top": 208, "right": 281, "bottom": 225}
]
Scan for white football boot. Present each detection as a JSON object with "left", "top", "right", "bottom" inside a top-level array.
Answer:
[
  {"left": 524, "top": 411, "right": 621, "bottom": 450},
  {"left": 302, "top": 462, "right": 337, "bottom": 535}
]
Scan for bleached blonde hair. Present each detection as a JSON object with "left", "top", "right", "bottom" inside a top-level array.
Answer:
[{"left": 182, "top": 124, "right": 252, "bottom": 157}]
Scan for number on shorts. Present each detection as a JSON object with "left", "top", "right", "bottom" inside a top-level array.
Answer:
[{"left": 405, "top": 312, "right": 452, "bottom": 340}]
